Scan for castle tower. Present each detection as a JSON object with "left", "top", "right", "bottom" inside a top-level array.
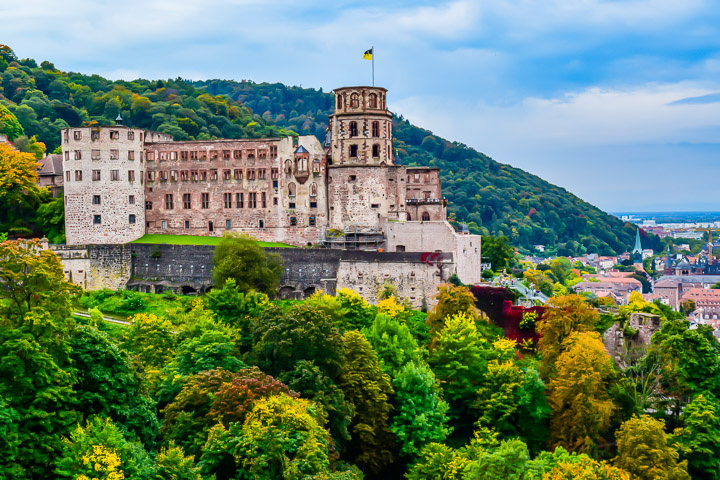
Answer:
[
  {"left": 62, "top": 125, "right": 150, "bottom": 244},
  {"left": 327, "top": 86, "right": 406, "bottom": 231}
]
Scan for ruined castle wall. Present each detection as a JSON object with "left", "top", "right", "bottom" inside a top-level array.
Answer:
[
  {"left": 52, "top": 244, "right": 131, "bottom": 291},
  {"left": 384, "top": 220, "right": 482, "bottom": 284},
  {"left": 327, "top": 165, "right": 407, "bottom": 230},
  {"left": 405, "top": 167, "right": 446, "bottom": 221},
  {"left": 62, "top": 127, "right": 151, "bottom": 245},
  {"left": 144, "top": 135, "right": 326, "bottom": 246},
  {"left": 336, "top": 251, "right": 453, "bottom": 310}
]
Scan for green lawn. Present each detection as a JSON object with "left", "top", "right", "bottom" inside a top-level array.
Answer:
[{"left": 130, "top": 234, "right": 295, "bottom": 248}]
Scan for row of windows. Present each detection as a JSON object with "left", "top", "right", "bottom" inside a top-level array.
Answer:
[
  {"left": 348, "top": 121, "right": 382, "bottom": 138},
  {"left": 92, "top": 195, "right": 136, "bottom": 205},
  {"left": 155, "top": 216, "right": 317, "bottom": 231},
  {"left": 65, "top": 150, "right": 143, "bottom": 161},
  {"left": 67, "top": 130, "right": 140, "bottom": 142},
  {"left": 337, "top": 92, "right": 382, "bottom": 110},
  {"left": 147, "top": 193, "right": 319, "bottom": 210},
  {"left": 66, "top": 170, "right": 142, "bottom": 182},
  {"left": 147, "top": 168, "right": 278, "bottom": 183},
  {"left": 93, "top": 214, "right": 136, "bottom": 224},
  {"left": 349, "top": 144, "right": 383, "bottom": 158},
  {"left": 147, "top": 146, "right": 278, "bottom": 162}
]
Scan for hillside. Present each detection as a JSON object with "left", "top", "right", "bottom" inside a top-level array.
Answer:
[{"left": 0, "top": 46, "right": 636, "bottom": 255}]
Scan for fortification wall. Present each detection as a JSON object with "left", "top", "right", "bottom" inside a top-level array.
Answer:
[{"left": 52, "top": 244, "right": 131, "bottom": 291}]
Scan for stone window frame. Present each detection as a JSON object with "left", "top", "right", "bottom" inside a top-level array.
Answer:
[
  {"left": 65, "top": 171, "right": 71, "bottom": 181},
  {"left": 349, "top": 145, "right": 358, "bottom": 158},
  {"left": 109, "top": 130, "right": 119, "bottom": 140},
  {"left": 91, "top": 130, "right": 100, "bottom": 141},
  {"left": 129, "top": 214, "right": 136, "bottom": 224},
  {"left": 350, "top": 93, "right": 359, "bottom": 108},
  {"left": 290, "top": 216, "right": 297, "bottom": 226},
  {"left": 372, "top": 121, "right": 380, "bottom": 137},
  {"left": 223, "top": 170, "right": 231, "bottom": 181},
  {"left": 201, "top": 193, "right": 210, "bottom": 209},
  {"left": 248, "top": 192, "right": 257, "bottom": 209},
  {"left": 372, "top": 144, "right": 380, "bottom": 158},
  {"left": 75, "top": 170, "right": 82, "bottom": 181},
  {"left": 64, "top": 151, "right": 69, "bottom": 161},
  {"left": 74, "top": 150, "right": 82, "bottom": 160},
  {"left": 165, "top": 194, "right": 174, "bottom": 210},
  {"left": 92, "top": 169, "right": 101, "bottom": 181},
  {"left": 92, "top": 149, "right": 101, "bottom": 160},
  {"left": 287, "top": 182, "right": 296, "bottom": 197},
  {"left": 93, "top": 214, "right": 101, "bottom": 224},
  {"left": 110, "top": 149, "right": 119, "bottom": 160},
  {"left": 92, "top": 195, "right": 101, "bottom": 205},
  {"left": 269, "top": 146, "right": 278, "bottom": 158},
  {"left": 233, "top": 150, "right": 242, "bottom": 159},
  {"left": 183, "top": 193, "right": 191, "bottom": 209},
  {"left": 236, "top": 192, "right": 243, "bottom": 208},
  {"left": 129, "top": 195, "right": 135, "bottom": 205},
  {"left": 128, "top": 131, "right": 135, "bottom": 140},
  {"left": 128, "top": 150, "right": 135, "bottom": 161},
  {"left": 349, "top": 121, "right": 358, "bottom": 137},
  {"left": 73, "top": 130, "right": 82, "bottom": 140},
  {"left": 225, "top": 219, "right": 231, "bottom": 230},
  {"left": 309, "top": 216, "right": 316, "bottom": 227},
  {"left": 369, "top": 93, "right": 378, "bottom": 108},
  {"left": 128, "top": 170, "right": 135, "bottom": 182},
  {"left": 190, "top": 151, "right": 198, "bottom": 160},
  {"left": 146, "top": 201, "right": 153, "bottom": 210},
  {"left": 309, "top": 183, "right": 318, "bottom": 197},
  {"left": 224, "top": 192, "right": 232, "bottom": 209},
  {"left": 261, "top": 192, "right": 266, "bottom": 208},
  {"left": 184, "top": 220, "right": 190, "bottom": 229}
]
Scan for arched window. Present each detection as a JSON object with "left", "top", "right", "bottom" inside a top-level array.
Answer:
[
  {"left": 309, "top": 182, "right": 318, "bottom": 197},
  {"left": 407, "top": 213, "right": 412, "bottom": 221},
  {"left": 368, "top": 93, "right": 377, "bottom": 108},
  {"left": 421, "top": 211, "right": 431, "bottom": 221},
  {"left": 285, "top": 159, "right": 292, "bottom": 174},
  {"left": 372, "top": 121, "right": 379, "bottom": 137},
  {"left": 350, "top": 93, "right": 359, "bottom": 108},
  {"left": 372, "top": 144, "right": 380, "bottom": 158},
  {"left": 337, "top": 95, "right": 343, "bottom": 110},
  {"left": 349, "top": 121, "right": 358, "bottom": 137},
  {"left": 288, "top": 182, "right": 296, "bottom": 197}
]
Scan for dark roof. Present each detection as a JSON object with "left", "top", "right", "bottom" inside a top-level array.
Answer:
[
  {"left": 38, "top": 154, "right": 63, "bottom": 176},
  {"left": 294, "top": 145, "right": 309, "bottom": 154}
]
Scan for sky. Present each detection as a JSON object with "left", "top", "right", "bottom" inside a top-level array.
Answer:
[{"left": 2, "top": 0, "right": 720, "bottom": 213}]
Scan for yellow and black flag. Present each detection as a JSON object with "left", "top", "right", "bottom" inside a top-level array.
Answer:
[{"left": 363, "top": 48, "right": 373, "bottom": 60}]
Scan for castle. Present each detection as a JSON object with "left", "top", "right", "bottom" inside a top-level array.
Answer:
[{"left": 58, "top": 86, "right": 482, "bottom": 303}]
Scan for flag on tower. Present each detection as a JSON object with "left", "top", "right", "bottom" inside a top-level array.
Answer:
[{"left": 363, "top": 48, "right": 373, "bottom": 60}]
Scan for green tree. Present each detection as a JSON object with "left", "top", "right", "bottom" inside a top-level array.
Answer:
[
  {"left": 339, "top": 330, "right": 395, "bottom": 474},
  {"left": 200, "top": 394, "right": 336, "bottom": 480},
  {"left": 482, "top": 235, "right": 514, "bottom": 271},
  {"left": 672, "top": 393, "right": 720, "bottom": 480},
  {"left": 250, "top": 303, "right": 345, "bottom": 379},
  {"left": 154, "top": 444, "right": 202, "bottom": 480},
  {"left": 0, "top": 103, "right": 24, "bottom": 140},
  {"left": 547, "top": 332, "right": 617, "bottom": 455},
  {"left": 389, "top": 361, "right": 451, "bottom": 459},
  {"left": 55, "top": 416, "right": 154, "bottom": 480},
  {"left": 614, "top": 415, "right": 689, "bottom": 480},
  {"left": 212, "top": 232, "right": 283, "bottom": 296},
  {"left": 425, "top": 283, "right": 479, "bottom": 343},
  {"left": 363, "top": 312, "right": 424, "bottom": 374},
  {"left": 36, "top": 193, "right": 65, "bottom": 243}
]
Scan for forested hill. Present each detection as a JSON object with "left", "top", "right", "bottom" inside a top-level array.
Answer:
[
  {"left": 195, "top": 80, "right": 637, "bottom": 255},
  {"left": 0, "top": 45, "right": 636, "bottom": 254}
]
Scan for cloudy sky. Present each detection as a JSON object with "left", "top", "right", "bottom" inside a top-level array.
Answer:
[{"left": 3, "top": 0, "right": 720, "bottom": 213}]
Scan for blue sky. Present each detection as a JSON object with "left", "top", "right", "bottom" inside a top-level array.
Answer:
[{"left": 3, "top": 0, "right": 720, "bottom": 212}]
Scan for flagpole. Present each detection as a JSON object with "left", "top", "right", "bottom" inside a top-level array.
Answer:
[{"left": 372, "top": 46, "right": 375, "bottom": 86}]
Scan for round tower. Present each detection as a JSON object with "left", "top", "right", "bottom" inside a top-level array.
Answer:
[
  {"left": 329, "top": 86, "right": 393, "bottom": 165},
  {"left": 62, "top": 125, "right": 147, "bottom": 244}
]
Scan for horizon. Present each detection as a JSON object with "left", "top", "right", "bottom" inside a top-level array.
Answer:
[{"left": 3, "top": 0, "right": 720, "bottom": 212}]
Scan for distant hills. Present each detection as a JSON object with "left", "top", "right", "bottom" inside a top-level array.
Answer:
[{"left": 0, "top": 47, "right": 637, "bottom": 255}]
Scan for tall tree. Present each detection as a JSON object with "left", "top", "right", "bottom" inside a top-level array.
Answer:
[
  {"left": 672, "top": 393, "right": 720, "bottom": 480},
  {"left": 425, "top": 283, "right": 479, "bottom": 345},
  {"left": 0, "top": 144, "right": 43, "bottom": 232},
  {"left": 212, "top": 233, "right": 283, "bottom": 296},
  {"left": 339, "top": 330, "right": 396, "bottom": 475},
  {"left": 547, "top": 332, "right": 617, "bottom": 455}
]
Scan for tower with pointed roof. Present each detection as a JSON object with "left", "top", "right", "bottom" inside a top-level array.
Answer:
[{"left": 632, "top": 228, "right": 643, "bottom": 264}]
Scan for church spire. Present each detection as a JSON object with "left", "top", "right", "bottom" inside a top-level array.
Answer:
[{"left": 632, "top": 228, "right": 643, "bottom": 263}]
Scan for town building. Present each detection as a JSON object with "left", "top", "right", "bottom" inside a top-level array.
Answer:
[{"left": 37, "top": 153, "right": 64, "bottom": 197}]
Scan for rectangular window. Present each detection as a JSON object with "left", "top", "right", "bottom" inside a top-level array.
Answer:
[
  {"left": 128, "top": 170, "right": 135, "bottom": 182},
  {"left": 371, "top": 203, "right": 379, "bottom": 209},
  {"left": 233, "top": 150, "right": 242, "bottom": 159},
  {"left": 128, "top": 131, "right": 135, "bottom": 140},
  {"left": 223, "top": 170, "right": 231, "bottom": 181},
  {"left": 146, "top": 201, "right": 152, "bottom": 210},
  {"left": 183, "top": 193, "right": 191, "bottom": 209},
  {"left": 249, "top": 193, "right": 257, "bottom": 208},
  {"left": 65, "top": 171, "right": 71, "bottom": 181},
  {"left": 129, "top": 195, "right": 135, "bottom": 205},
  {"left": 180, "top": 151, "right": 188, "bottom": 161},
  {"left": 75, "top": 170, "right": 82, "bottom": 181},
  {"left": 110, "top": 130, "right": 119, "bottom": 139},
  {"left": 273, "top": 180, "right": 278, "bottom": 189},
  {"left": 273, "top": 197, "right": 278, "bottom": 205},
  {"left": 165, "top": 194, "right": 174, "bottom": 210},
  {"left": 110, "top": 149, "right": 119, "bottom": 160},
  {"left": 128, "top": 151, "right": 135, "bottom": 161},
  {"left": 225, "top": 219, "right": 231, "bottom": 229},
  {"left": 261, "top": 192, "right": 266, "bottom": 208},
  {"left": 202, "top": 193, "right": 209, "bottom": 209},
  {"left": 184, "top": 220, "right": 190, "bottom": 229},
  {"left": 236, "top": 193, "right": 243, "bottom": 208},
  {"left": 161, "top": 220, "right": 167, "bottom": 230},
  {"left": 91, "top": 130, "right": 99, "bottom": 141},
  {"left": 234, "top": 169, "right": 243, "bottom": 180},
  {"left": 129, "top": 214, "right": 136, "bottom": 224},
  {"left": 222, "top": 150, "right": 231, "bottom": 160},
  {"left": 290, "top": 217, "right": 297, "bottom": 226},
  {"left": 224, "top": 193, "right": 232, "bottom": 208},
  {"left": 210, "top": 150, "right": 218, "bottom": 160},
  {"left": 190, "top": 151, "right": 198, "bottom": 160},
  {"left": 309, "top": 216, "right": 316, "bottom": 226},
  {"left": 269, "top": 146, "right": 277, "bottom": 158},
  {"left": 74, "top": 150, "right": 82, "bottom": 160},
  {"left": 350, "top": 145, "right": 358, "bottom": 157},
  {"left": 110, "top": 170, "right": 119, "bottom": 181},
  {"left": 92, "top": 169, "right": 101, "bottom": 181},
  {"left": 92, "top": 195, "right": 101, "bottom": 205},
  {"left": 64, "top": 131, "right": 69, "bottom": 143},
  {"left": 92, "top": 149, "right": 101, "bottom": 160},
  {"left": 310, "top": 201, "right": 317, "bottom": 208},
  {"left": 289, "top": 202, "right": 296, "bottom": 209},
  {"left": 93, "top": 214, "right": 101, "bottom": 224},
  {"left": 64, "top": 151, "right": 69, "bottom": 161},
  {"left": 74, "top": 130, "right": 82, "bottom": 140},
  {"left": 147, "top": 152, "right": 155, "bottom": 161}
]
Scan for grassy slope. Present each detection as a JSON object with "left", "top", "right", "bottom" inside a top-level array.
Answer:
[{"left": 131, "top": 234, "right": 294, "bottom": 248}]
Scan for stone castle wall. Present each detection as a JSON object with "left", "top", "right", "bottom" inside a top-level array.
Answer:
[
  {"left": 62, "top": 126, "right": 155, "bottom": 245},
  {"left": 52, "top": 244, "right": 131, "bottom": 291},
  {"left": 143, "top": 135, "right": 327, "bottom": 246}
]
